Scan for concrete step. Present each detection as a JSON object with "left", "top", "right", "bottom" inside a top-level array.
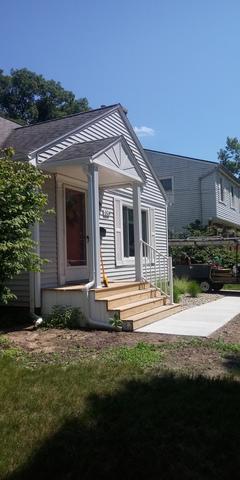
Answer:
[
  {"left": 112, "top": 296, "right": 167, "bottom": 320},
  {"left": 122, "top": 304, "right": 182, "bottom": 331},
  {"left": 99, "top": 288, "right": 161, "bottom": 309},
  {"left": 94, "top": 282, "right": 150, "bottom": 300}
]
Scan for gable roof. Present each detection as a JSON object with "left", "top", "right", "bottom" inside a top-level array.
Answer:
[
  {"left": 45, "top": 136, "right": 120, "bottom": 163},
  {"left": 144, "top": 148, "right": 217, "bottom": 165},
  {"left": 2, "top": 104, "right": 119, "bottom": 155},
  {"left": 145, "top": 148, "right": 240, "bottom": 187},
  {"left": 42, "top": 135, "right": 146, "bottom": 183}
]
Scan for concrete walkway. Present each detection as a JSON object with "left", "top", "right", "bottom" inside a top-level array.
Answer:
[{"left": 136, "top": 296, "right": 240, "bottom": 337}]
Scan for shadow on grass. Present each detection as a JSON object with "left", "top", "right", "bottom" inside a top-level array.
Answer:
[
  {"left": 7, "top": 373, "right": 240, "bottom": 480},
  {"left": 222, "top": 353, "right": 240, "bottom": 376},
  {"left": 0, "top": 307, "right": 32, "bottom": 332}
]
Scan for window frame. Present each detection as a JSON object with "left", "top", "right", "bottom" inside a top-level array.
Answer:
[
  {"left": 219, "top": 177, "right": 225, "bottom": 204},
  {"left": 230, "top": 184, "right": 235, "bottom": 209},
  {"left": 121, "top": 201, "right": 150, "bottom": 264},
  {"left": 159, "top": 176, "right": 173, "bottom": 193},
  {"left": 159, "top": 176, "right": 174, "bottom": 204}
]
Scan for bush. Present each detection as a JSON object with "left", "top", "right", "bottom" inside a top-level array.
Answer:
[
  {"left": 174, "top": 277, "right": 189, "bottom": 295},
  {"left": 42, "top": 306, "right": 85, "bottom": 329},
  {"left": 173, "top": 285, "right": 181, "bottom": 303},
  {"left": 173, "top": 278, "right": 201, "bottom": 302},
  {"left": 187, "top": 280, "right": 201, "bottom": 298}
]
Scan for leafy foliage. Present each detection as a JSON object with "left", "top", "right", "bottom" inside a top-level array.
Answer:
[
  {"left": 173, "top": 278, "right": 201, "bottom": 302},
  {"left": 0, "top": 68, "right": 90, "bottom": 124},
  {"left": 170, "top": 219, "right": 238, "bottom": 267},
  {"left": 218, "top": 136, "right": 240, "bottom": 178},
  {"left": 170, "top": 244, "right": 236, "bottom": 267},
  {"left": 0, "top": 148, "right": 48, "bottom": 303},
  {"left": 42, "top": 306, "right": 85, "bottom": 329},
  {"left": 109, "top": 311, "right": 123, "bottom": 330}
]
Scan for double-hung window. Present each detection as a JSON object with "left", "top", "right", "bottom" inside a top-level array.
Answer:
[
  {"left": 219, "top": 178, "right": 224, "bottom": 202},
  {"left": 114, "top": 198, "right": 155, "bottom": 266},
  {"left": 122, "top": 206, "right": 148, "bottom": 258},
  {"left": 230, "top": 185, "right": 235, "bottom": 208}
]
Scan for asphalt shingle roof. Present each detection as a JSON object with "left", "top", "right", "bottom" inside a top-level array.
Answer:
[
  {"left": 44, "top": 137, "right": 121, "bottom": 164},
  {"left": 3, "top": 105, "right": 119, "bottom": 155}
]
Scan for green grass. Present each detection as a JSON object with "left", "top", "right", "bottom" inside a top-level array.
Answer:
[
  {"left": 101, "top": 342, "right": 163, "bottom": 368},
  {"left": 224, "top": 284, "right": 240, "bottom": 290},
  {"left": 1, "top": 341, "right": 240, "bottom": 479}
]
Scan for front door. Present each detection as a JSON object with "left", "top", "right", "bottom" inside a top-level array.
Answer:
[{"left": 65, "top": 187, "right": 88, "bottom": 282}]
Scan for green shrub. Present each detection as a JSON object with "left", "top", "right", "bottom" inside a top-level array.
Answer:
[
  {"left": 187, "top": 280, "right": 201, "bottom": 298},
  {"left": 173, "top": 278, "right": 201, "bottom": 302},
  {"left": 173, "top": 285, "right": 181, "bottom": 303},
  {"left": 174, "top": 277, "right": 189, "bottom": 295},
  {"left": 109, "top": 312, "right": 123, "bottom": 330},
  {"left": 42, "top": 306, "right": 85, "bottom": 329}
]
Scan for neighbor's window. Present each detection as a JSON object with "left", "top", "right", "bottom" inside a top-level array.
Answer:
[
  {"left": 123, "top": 206, "right": 148, "bottom": 258},
  {"left": 230, "top": 185, "right": 235, "bottom": 207},
  {"left": 159, "top": 177, "right": 173, "bottom": 193},
  {"left": 219, "top": 178, "right": 224, "bottom": 202}
]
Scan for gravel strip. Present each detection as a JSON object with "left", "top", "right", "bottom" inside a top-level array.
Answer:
[{"left": 181, "top": 293, "right": 223, "bottom": 310}]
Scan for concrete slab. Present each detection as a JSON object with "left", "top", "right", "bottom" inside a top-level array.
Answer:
[{"left": 136, "top": 296, "right": 240, "bottom": 337}]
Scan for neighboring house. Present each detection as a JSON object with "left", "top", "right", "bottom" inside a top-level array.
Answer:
[
  {"left": 145, "top": 149, "right": 240, "bottom": 235},
  {"left": 1, "top": 105, "right": 178, "bottom": 331}
]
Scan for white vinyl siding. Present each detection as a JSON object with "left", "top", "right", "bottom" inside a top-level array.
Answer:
[
  {"left": 216, "top": 173, "right": 240, "bottom": 227},
  {"left": 35, "top": 109, "right": 167, "bottom": 284},
  {"left": 40, "top": 175, "right": 58, "bottom": 288}
]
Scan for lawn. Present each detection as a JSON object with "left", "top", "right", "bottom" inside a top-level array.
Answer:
[
  {"left": 224, "top": 284, "right": 240, "bottom": 290},
  {"left": 1, "top": 333, "right": 240, "bottom": 479}
]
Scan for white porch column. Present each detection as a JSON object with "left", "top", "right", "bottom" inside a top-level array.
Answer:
[
  {"left": 133, "top": 183, "right": 143, "bottom": 281},
  {"left": 88, "top": 164, "right": 101, "bottom": 288}
]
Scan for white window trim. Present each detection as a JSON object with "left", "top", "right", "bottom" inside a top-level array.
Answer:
[
  {"left": 219, "top": 177, "right": 226, "bottom": 204},
  {"left": 230, "top": 185, "right": 236, "bottom": 210},
  {"left": 114, "top": 196, "right": 155, "bottom": 267},
  {"left": 121, "top": 200, "right": 150, "bottom": 265}
]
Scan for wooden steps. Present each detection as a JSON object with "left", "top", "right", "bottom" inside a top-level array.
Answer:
[
  {"left": 122, "top": 304, "right": 182, "bottom": 331},
  {"left": 94, "top": 281, "right": 181, "bottom": 331}
]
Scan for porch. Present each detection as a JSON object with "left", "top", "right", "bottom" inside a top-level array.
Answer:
[
  {"left": 36, "top": 135, "right": 176, "bottom": 329},
  {"left": 42, "top": 280, "right": 180, "bottom": 331}
]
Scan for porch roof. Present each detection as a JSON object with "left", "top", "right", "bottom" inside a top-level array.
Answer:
[{"left": 42, "top": 135, "right": 146, "bottom": 187}]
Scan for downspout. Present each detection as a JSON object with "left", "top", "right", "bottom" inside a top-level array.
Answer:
[
  {"left": 29, "top": 223, "right": 43, "bottom": 325},
  {"left": 82, "top": 165, "right": 112, "bottom": 330},
  {"left": 29, "top": 153, "right": 43, "bottom": 325}
]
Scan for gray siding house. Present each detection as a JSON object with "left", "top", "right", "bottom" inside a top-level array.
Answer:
[
  {"left": 1, "top": 106, "right": 178, "bottom": 331},
  {"left": 145, "top": 149, "right": 240, "bottom": 235}
]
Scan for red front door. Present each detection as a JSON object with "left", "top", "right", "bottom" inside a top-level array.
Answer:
[{"left": 65, "top": 188, "right": 88, "bottom": 282}]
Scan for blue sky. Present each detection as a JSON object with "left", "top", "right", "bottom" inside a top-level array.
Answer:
[{"left": 1, "top": 0, "right": 240, "bottom": 161}]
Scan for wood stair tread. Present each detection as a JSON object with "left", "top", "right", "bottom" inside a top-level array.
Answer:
[
  {"left": 91, "top": 282, "right": 145, "bottom": 292},
  {"left": 99, "top": 288, "right": 159, "bottom": 302},
  {"left": 112, "top": 296, "right": 166, "bottom": 312},
  {"left": 124, "top": 303, "right": 180, "bottom": 321}
]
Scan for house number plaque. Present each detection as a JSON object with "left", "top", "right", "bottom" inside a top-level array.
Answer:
[{"left": 102, "top": 209, "right": 111, "bottom": 218}]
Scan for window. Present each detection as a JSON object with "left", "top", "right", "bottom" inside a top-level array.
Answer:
[
  {"left": 219, "top": 178, "right": 224, "bottom": 202},
  {"left": 114, "top": 198, "right": 155, "bottom": 266},
  {"left": 230, "top": 185, "right": 235, "bottom": 208},
  {"left": 123, "top": 206, "right": 148, "bottom": 258},
  {"left": 159, "top": 177, "right": 173, "bottom": 192}
]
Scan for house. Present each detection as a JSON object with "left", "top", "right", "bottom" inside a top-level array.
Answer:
[
  {"left": 1, "top": 105, "right": 179, "bottom": 331},
  {"left": 145, "top": 149, "right": 240, "bottom": 236}
]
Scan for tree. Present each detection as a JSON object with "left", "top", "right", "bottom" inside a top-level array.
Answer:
[
  {"left": 0, "top": 148, "right": 49, "bottom": 303},
  {"left": 0, "top": 68, "right": 90, "bottom": 124},
  {"left": 218, "top": 137, "right": 240, "bottom": 178}
]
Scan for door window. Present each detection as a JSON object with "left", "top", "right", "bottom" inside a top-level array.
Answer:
[{"left": 66, "top": 189, "right": 86, "bottom": 266}]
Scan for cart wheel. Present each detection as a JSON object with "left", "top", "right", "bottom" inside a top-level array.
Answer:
[
  {"left": 200, "top": 280, "right": 212, "bottom": 293},
  {"left": 212, "top": 283, "right": 224, "bottom": 292}
]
